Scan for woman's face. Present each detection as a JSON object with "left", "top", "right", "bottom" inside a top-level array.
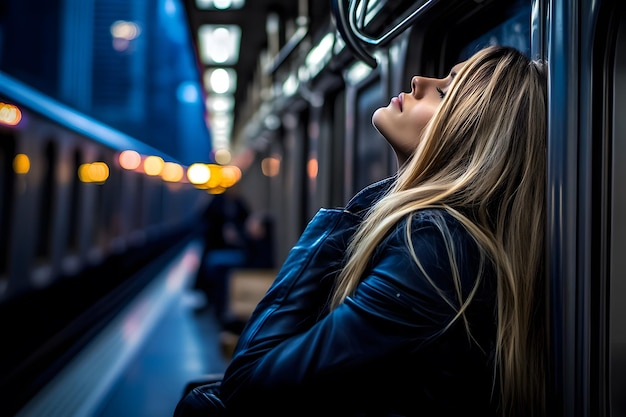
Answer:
[{"left": 372, "top": 62, "right": 465, "bottom": 165}]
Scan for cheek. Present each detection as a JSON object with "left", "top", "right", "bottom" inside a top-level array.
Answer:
[
  {"left": 396, "top": 107, "right": 436, "bottom": 149},
  {"left": 408, "top": 105, "right": 436, "bottom": 135}
]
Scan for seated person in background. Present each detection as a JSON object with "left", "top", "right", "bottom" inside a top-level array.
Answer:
[
  {"left": 243, "top": 212, "right": 275, "bottom": 269},
  {"left": 221, "top": 212, "right": 276, "bottom": 336},
  {"left": 194, "top": 185, "right": 251, "bottom": 326}
]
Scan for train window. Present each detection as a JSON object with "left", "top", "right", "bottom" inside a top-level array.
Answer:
[
  {"left": 0, "top": 131, "right": 16, "bottom": 280},
  {"left": 352, "top": 76, "right": 394, "bottom": 194},
  {"left": 318, "top": 90, "right": 346, "bottom": 208},
  {"left": 103, "top": 153, "right": 122, "bottom": 247},
  {"left": 151, "top": 177, "right": 164, "bottom": 227},
  {"left": 458, "top": 0, "right": 530, "bottom": 60},
  {"left": 67, "top": 149, "right": 82, "bottom": 257},
  {"left": 285, "top": 109, "right": 309, "bottom": 233},
  {"left": 35, "top": 140, "right": 57, "bottom": 264},
  {"left": 133, "top": 174, "right": 144, "bottom": 233},
  {"left": 331, "top": 91, "right": 348, "bottom": 207},
  {"left": 306, "top": 115, "right": 320, "bottom": 221},
  {"left": 92, "top": 153, "right": 107, "bottom": 254}
]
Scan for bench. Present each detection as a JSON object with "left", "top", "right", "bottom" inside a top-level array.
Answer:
[{"left": 220, "top": 268, "right": 277, "bottom": 358}]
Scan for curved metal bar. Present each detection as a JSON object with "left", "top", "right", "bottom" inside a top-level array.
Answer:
[
  {"left": 331, "top": 0, "right": 378, "bottom": 68},
  {"left": 349, "top": 0, "right": 439, "bottom": 46}
]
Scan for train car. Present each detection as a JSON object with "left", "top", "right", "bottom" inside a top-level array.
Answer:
[
  {"left": 0, "top": 70, "right": 214, "bottom": 414},
  {"left": 0, "top": 0, "right": 624, "bottom": 416}
]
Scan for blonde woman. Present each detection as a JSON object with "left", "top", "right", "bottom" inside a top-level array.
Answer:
[{"left": 175, "top": 45, "right": 548, "bottom": 417}]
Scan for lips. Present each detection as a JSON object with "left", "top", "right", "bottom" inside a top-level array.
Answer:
[{"left": 391, "top": 94, "right": 403, "bottom": 111}]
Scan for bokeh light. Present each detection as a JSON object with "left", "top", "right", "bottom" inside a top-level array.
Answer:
[
  {"left": 119, "top": 150, "right": 142, "bottom": 170},
  {"left": 13, "top": 153, "right": 30, "bottom": 174},
  {"left": 187, "top": 162, "right": 211, "bottom": 184},
  {"left": 144, "top": 156, "right": 165, "bottom": 176}
]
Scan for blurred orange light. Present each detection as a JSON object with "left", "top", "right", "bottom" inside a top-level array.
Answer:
[
  {"left": 206, "top": 164, "right": 223, "bottom": 188},
  {"left": 78, "top": 164, "right": 91, "bottom": 182},
  {"left": 119, "top": 150, "right": 141, "bottom": 170},
  {"left": 13, "top": 153, "right": 30, "bottom": 174},
  {"left": 307, "top": 158, "right": 318, "bottom": 179},
  {"left": 219, "top": 165, "right": 241, "bottom": 187},
  {"left": 89, "top": 162, "right": 110, "bottom": 183},
  {"left": 161, "top": 162, "right": 184, "bottom": 182},
  {"left": 144, "top": 155, "right": 164, "bottom": 176},
  {"left": 208, "top": 186, "right": 227, "bottom": 195},
  {"left": 78, "top": 162, "right": 109, "bottom": 183},
  {"left": 0, "top": 102, "right": 22, "bottom": 126},
  {"left": 261, "top": 157, "right": 280, "bottom": 177}
]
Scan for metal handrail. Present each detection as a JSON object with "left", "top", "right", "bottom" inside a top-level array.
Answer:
[
  {"left": 331, "top": 0, "right": 378, "bottom": 67},
  {"left": 332, "top": 0, "right": 441, "bottom": 68},
  {"left": 349, "top": 0, "right": 438, "bottom": 46}
]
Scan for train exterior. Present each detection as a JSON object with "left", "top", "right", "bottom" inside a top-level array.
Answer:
[
  {"left": 0, "top": 0, "right": 624, "bottom": 416},
  {"left": 0, "top": 1, "right": 215, "bottom": 410},
  {"left": 0, "top": 72, "right": 214, "bottom": 413}
]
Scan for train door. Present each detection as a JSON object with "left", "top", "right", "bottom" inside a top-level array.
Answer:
[
  {"left": 541, "top": 0, "right": 625, "bottom": 415},
  {"left": 279, "top": 107, "right": 309, "bottom": 257},
  {"left": 317, "top": 89, "right": 347, "bottom": 209},
  {"left": 609, "top": 9, "right": 626, "bottom": 416}
]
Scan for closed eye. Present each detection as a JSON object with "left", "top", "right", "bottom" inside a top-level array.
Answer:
[{"left": 436, "top": 87, "right": 446, "bottom": 99}]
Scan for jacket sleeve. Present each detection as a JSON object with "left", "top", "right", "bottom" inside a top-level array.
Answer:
[
  {"left": 227, "top": 178, "right": 394, "bottom": 358},
  {"left": 232, "top": 207, "right": 362, "bottom": 348},
  {"left": 220, "top": 215, "right": 471, "bottom": 414}
]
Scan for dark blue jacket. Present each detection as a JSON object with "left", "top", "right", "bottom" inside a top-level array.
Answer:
[{"left": 219, "top": 177, "right": 499, "bottom": 416}]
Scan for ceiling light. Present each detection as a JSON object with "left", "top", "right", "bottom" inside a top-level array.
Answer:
[
  {"left": 204, "top": 68, "right": 236, "bottom": 94},
  {"left": 198, "top": 25, "right": 241, "bottom": 65},
  {"left": 196, "top": 0, "right": 245, "bottom": 10},
  {"left": 206, "top": 95, "right": 234, "bottom": 112}
]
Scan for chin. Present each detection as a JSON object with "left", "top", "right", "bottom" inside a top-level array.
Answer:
[
  {"left": 371, "top": 108, "right": 389, "bottom": 131},
  {"left": 371, "top": 107, "right": 383, "bottom": 126}
]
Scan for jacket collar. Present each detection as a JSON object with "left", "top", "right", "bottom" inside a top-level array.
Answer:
[{"left": 344, "top": 176, "right": 396, "bottom": 215}]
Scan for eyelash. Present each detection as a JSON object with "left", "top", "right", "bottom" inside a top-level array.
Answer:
[{"left": 436, "top": 87, "right": 446, "bottom": 98}]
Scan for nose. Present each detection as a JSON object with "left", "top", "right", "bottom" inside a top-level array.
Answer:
[{"left": 411, "top": 75, "right": 427, "bottom": 98}]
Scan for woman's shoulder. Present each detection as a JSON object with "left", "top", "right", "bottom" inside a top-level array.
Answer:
[
  {"left": 344, "top": 177, "right": 396, "bottom": 214},
  {"left": 383, "top": 208, "right": 483, "bottom": 269},
  {"left": 403, "top": 207, "right": 470, "bottom": 237},
  {"left": 379, "top": 208, "right": 494, "bottom": 297}
]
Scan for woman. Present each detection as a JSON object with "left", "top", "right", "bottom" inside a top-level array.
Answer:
[{"left": 175, "top": 45, "right": 548, "bottom": 417}]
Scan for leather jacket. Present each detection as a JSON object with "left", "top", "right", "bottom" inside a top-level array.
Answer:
[{"left": 218, "top": 177, "right": 499, "bottom": 416}]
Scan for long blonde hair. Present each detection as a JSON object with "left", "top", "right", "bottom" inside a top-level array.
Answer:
[{"left": 330, "top": 46, "right": 548, "bottom": 416}]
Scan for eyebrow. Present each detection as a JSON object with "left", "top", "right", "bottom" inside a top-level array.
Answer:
[
  {"left": 443, "top": 70, "right": 457, "bottom": 85},
  {"left": 449, "top": 62, "right": 465, "bottom": 78},
  {"left": 441, "top": 69, "right": 458, "bottom": 91}
]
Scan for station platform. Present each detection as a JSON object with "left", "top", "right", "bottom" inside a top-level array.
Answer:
[{"left": 14, "top": 239, "right": 229, "bottom": 417}]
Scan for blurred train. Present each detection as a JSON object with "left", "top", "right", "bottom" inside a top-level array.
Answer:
[
  {"left": 1, "top": 0, "right": 625, "bottom": 416},
  {"left": 0, "top": 69, "right": 213, "bottom": 410}
]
